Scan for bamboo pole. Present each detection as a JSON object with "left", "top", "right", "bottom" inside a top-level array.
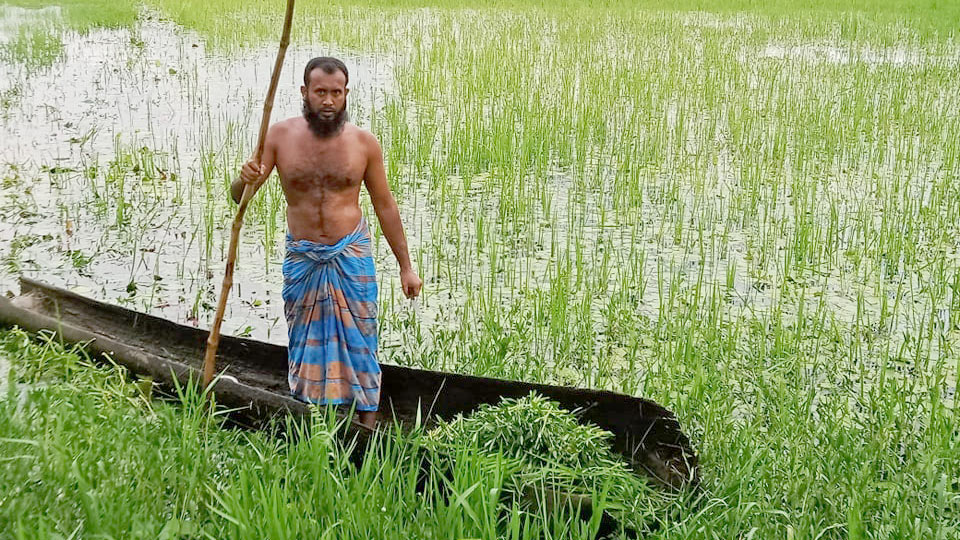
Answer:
[{"left": 203, "top": 0, "right": 296, "bottom": 389}]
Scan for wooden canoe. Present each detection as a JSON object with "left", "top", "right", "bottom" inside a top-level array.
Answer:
[{"left": 0, "top": 277, "right": 698, "bottom": 489}]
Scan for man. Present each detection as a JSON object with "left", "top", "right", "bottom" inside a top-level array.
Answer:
[{"left": 232, "top": 56, "right": 422, "bottom": 428}]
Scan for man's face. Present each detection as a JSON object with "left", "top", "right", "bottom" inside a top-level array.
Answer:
[{"left": 301, "top": 68, "right": 348, "bottom": 120}]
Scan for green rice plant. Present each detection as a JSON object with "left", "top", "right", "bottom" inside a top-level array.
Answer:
[
  {"left": 0, "top": 23, "right": 63, "bottom": 71},
  {"left": 0, "top": 82, "right": 22, "bottom": 112}
]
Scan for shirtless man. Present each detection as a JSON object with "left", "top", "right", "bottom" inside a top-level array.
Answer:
[{"left": 232, "top": 57, "right": 421, "bottom": 428}]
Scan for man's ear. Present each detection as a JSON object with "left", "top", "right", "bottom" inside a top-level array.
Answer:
[
  {"left": 300, "top": 85, "right": 307, "bottom": 99},
  {"left": 345, "top": 88, "right": 350, "bottom": 98}
]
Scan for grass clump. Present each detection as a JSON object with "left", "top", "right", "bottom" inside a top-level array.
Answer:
[{"left": 0, "top": 328, "right": 254, "bottom": 537}]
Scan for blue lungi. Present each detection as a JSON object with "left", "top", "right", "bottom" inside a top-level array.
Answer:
[{"left": 282, "top": 219, "right": 380, "bottom": 411}]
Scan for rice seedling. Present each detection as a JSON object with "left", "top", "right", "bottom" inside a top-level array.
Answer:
[
  {"left": 2, "top": 0, "right": 137, "bottom": 31},
  {"left": 0, "top": 81, "right": 21, "bottom": 111}
]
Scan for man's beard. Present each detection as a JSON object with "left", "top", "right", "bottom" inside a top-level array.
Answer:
[{"left": 302, "top": 98, "right": 348, "bottom": 137}]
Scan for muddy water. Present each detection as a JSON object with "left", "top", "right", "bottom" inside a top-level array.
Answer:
[{"left": 1, "top": 8, "right": 394, "bottom": 163}]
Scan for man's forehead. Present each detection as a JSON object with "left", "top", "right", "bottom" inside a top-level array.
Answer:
[{"left": 307, "top": 69, "right": 347, "bottom": 88}]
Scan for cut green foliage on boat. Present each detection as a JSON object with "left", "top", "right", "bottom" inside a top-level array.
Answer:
[
  {"left": 426, "top": 392, "right": 627, "bottom": 471},
  {"left": 424, "top": 392, "right": 669, "bottom": 534}
]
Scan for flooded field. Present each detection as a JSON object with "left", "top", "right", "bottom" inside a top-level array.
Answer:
[
  {"left": 2, "top": 3, "right": 958, "bottom": 385},
  {"left": 1, "top": 0, "right": 958, "bottom": 537},
  {"left": 0, "top": 5, "right": 394, "bottom": 343}
]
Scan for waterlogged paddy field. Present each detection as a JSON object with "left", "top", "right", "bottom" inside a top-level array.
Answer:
[{"left": 1, "top": 0, "right": 959, "bottom": 537}]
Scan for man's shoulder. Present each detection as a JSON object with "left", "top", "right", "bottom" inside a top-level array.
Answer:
[
  {"left": 345, "top": 124, "right": 381, "bottom": 151},
  {"left": 272, "top": 117, "right": 303, "bottom": 133}
]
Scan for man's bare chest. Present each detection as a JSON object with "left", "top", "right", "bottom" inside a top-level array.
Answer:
[{"left": 277, "top": 141, "right": 366, "bottom": 193}]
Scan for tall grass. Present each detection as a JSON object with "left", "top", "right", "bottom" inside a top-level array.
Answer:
[{"left": 0, "top": 328, "right": 634, "bottom": 539}]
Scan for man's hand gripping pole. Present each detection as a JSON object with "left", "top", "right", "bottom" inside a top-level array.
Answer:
[{"left": 202, "top": 0, "right": 296, "bottom": 389}]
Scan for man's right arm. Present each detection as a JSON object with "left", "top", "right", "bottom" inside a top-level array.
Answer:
[{"left": 231, "top": 125, "right": 279, "bottom": 204}]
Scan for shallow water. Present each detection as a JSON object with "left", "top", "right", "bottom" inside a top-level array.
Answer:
[
  {"left": 1, "top": 9, "right": 394, "bottom": 163},
  {"left": 757, "top": 43, "right": 927, "bottom": 66}
]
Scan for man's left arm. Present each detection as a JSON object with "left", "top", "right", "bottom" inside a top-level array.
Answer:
[{"left": 362, "top": 132, "right": 422, "bottom": 299}]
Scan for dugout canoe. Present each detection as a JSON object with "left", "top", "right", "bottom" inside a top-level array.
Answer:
[{"left": 0, "top": 277, "right": 699, "bottom": 489}]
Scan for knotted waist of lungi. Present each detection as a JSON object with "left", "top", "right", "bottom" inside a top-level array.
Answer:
[{"left": 282, "top": 218, "right": 380, "bottom": 411}]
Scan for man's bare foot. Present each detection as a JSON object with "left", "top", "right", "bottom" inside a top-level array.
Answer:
[{"left": 357, "top": 410, "right": 378, "bottom": 429}]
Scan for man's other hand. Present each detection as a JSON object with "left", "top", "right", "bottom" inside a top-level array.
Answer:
[{"left": 401, "top": 268, "right": 422, "bottom": 299}]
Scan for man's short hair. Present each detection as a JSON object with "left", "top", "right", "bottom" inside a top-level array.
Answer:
[{"left": 304, "top": 56, "right": 349, "bottom": 86}]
